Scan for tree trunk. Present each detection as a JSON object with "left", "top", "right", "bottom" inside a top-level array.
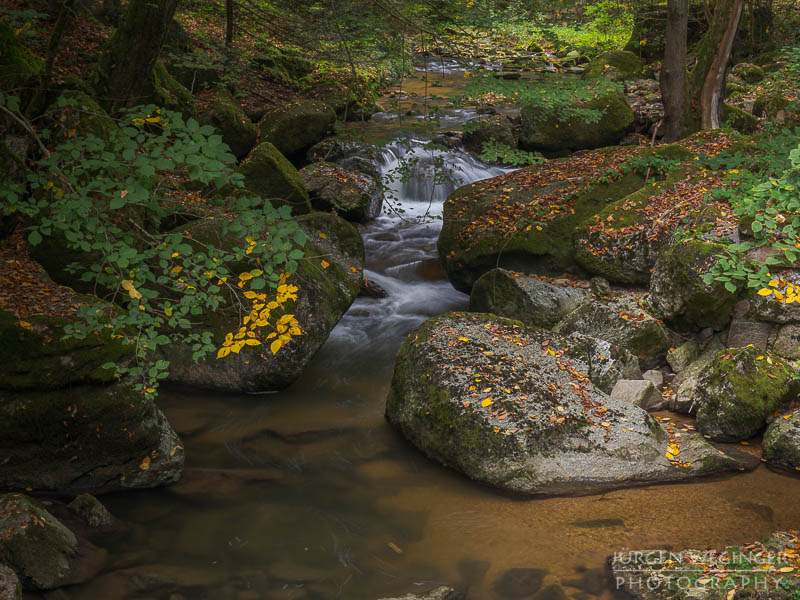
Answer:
[
  {"left": 661, "top": 0, "right": 688, "bottom": 141},
  {"left": 225, "top": 0, "right": 234, "bottom": 47},
  {"left": 690, "top": 0, "right": 745, "bottom": 129},
  {"left": 95, "top": 0, "right": 180, "bottom": 112}
]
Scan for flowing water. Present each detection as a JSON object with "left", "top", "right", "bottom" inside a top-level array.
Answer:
[{"left": 65, "top": 138, "right": 800, "bottom": 600}]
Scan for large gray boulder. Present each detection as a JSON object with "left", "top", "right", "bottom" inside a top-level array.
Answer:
[
  {"left": 299, "top": 162, "right": 382, "bottom": 223},
  {"left": 0, "top": 494, "right": 106, "bottom": 591},
  {"left": 386, "top": 312, "right": 744, "bottom": 496},
  {"left": 763, "top": 410, "right": 800, "bottom": 470}
]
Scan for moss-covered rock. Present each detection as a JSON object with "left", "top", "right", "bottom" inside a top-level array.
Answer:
[
  {"left": 553, "top": 293, "right": 670, "bottom": 369},
  {"left": 462, "top": 114, "right": 519, "bottom": 155},
  {"left": 163, "top": 212, "right": 363, "bottom": 392},
  {"left": 150, "top": 59, "right": 195, "bottom": 117},
  {"left": 198, "top": 87, "right": 257, "bottom": 159},
  {"left": 438, "top": 148, "right": 648, "bottom": 293},
  {"left": 519, "top": 91, "right": 634, "bottom": 153},
  {"left": 723, "top": 103, "right": 758, "bottom": 134},
  {"left": 468, "top": 268, "right": 585, "bottom": 329},
  {"left": 731, "top": 62, "right": 766, "bottom": 83},
  {"left": 0, "top": 564, "right": 21, "bottom": 600},
  {"left": 0, "top": 21, "right": 43, "bottom": 93},
  {"left": 0, "top": 381, "right": 184, "bottom": 493},
  {"left": 43, "top": 91, "right": 119, "bottom": 143},
  {"left": 763, "top": 410, "right": 800, "bottom": 470},
  {"left": 299, "top": 162, "right": 382, "bottom": 222},
  {"left": 693, "top": 346, "right": 794, "bottom": 442},
  {"left": 258, "top": 99, "right": 335, "bottom": 158},
  {"left": 583, "top": 51, "right": 643, "bottom": 81},
  {"left": 753, "top": 92, "right": 791, "bottom": 122},
  {"left": 386, "top": 312, "right": 744, "bottom": 496},
  {"left": 0, "top": 494, "right": 105, "bottom": 591},
  {"left": 237, "top": 142, "right": 311, "bottom": 214},
  {"left": 649, "top": 239, "right": 740, "bottom": 331},
  {"left": 0, "top": 307, "right": 131, "bottom": 391},
  {"left": 67, "top": 494, "right": 114, "bottom": 529}
]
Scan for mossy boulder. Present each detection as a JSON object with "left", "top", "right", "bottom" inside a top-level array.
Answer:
[
  {"left": 519, "top": 91, "right": 634, "bottom": 153},
  {"left": 0, "top": 382, "right": 184, "bottom": 493},
  {"left": 438, "top": 149, "right": 648, "bottom": 293},
  {"left": 0, "top": 564, "right": 21, "bottom": 600},
  {"left": 43, "top": 91, "right": 119, "bottom": 143},
  {"left": 0, "top": 307, "right": 131, "bottom": 391},
  {"left": 0, "top": 494, "right": 105, "bottom": 591},
  {"left": 747, "top": 269, "right": 800, "bottom": 324},
  {"left": 150, "top": 59, "right": 195, "bottom": 117},
  {"left": 163, "top": 212, "right": 363, "bottom": 392},
  {"left": 299, "top": 162, "right": 382, "bottom": 222},
  {"left": 385, "top": 312, "right": 744, "bottom": 496},
  {"left": 462, "top": 114, "right": 519, "bottom": 155},
  {"left": 468, "top": 268, "right": 585, "bottom": 329},
  {"left": 258, "top": 99, "right": 335, "bottom": 159},
  {"left": 67, "top": 494, "right": 114, "bottom": 529},
  {"left": 649, "top": 239, "right": 740, "bottom": 331},
  {"left": 723, "top": 103, "right": 758, "bottom": 134},
  {"left": 0, "top": 21, "right": 43, "bottom": 93},
  {"left": 753, "top": 92, "right": 791, "bottom": 122},
  {"left": 583, "top": 51, "right": 643, "bottom": 81},
  {"left": 237, "top": 142, "right": 311, "bottom": 214},
  {"left": 693, "top": 346, "right": 794, "bottom": 442},
  {"left": 553, "top": 293, "right": 670, "bottom": 369},
  {"left": 763, "top": 410, "right": 800, "bottom": 470},
  {"left": 198, "top": 88, "right": 257, "bottom": 159},
  {"left": 731, "top": 62, "right": 765, "bottom": 83}
]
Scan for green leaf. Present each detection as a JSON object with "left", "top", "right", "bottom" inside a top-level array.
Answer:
[{"left": 28, "top": 230, "right": 42, "bottom": 246}]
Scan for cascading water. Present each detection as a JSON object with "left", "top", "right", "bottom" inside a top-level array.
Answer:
[{"left": 321, "top": 139, "right": 509, "bottom": 366}]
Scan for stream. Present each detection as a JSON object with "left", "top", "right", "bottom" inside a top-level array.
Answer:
[{"left": 64, "top": 116, "right": 800, "bottom": 600}]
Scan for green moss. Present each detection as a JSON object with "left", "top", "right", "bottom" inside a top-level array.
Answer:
[
  {"left": 723, "top": 103, "right": 758, "bottom": 134},
  {"left": 583, "top": 50, "right": 643, "bottom": 81},
  {"left": 258, "top": 99, "right": 336, "bottom": 158},
  {"left": 43, "top": 90, "right": 119, "bottom": 143},
  {"left": 753, "top": 92, "right": 790, "bottom": 121},
  {"left": 151, "top": 59, "right": 196, "bottom": 117},
  {"left": 199, "top": 87, "right": 257, "bottom": 159},
  {"left": 731, "top": 62, "right": 765, "bottom": 83},
  {"left": 0, "top": 21, "right": 43, "bottom": 92},
  {"left": 236, "top": 142, "right": 311, "bottom": 214}
]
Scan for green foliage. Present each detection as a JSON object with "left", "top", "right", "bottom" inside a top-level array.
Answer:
[
  {"left": 461, "top": 75, "right": 623, "bottom": 125},
  {"left": 703, "top": 129, "right": 800, "bottom": 292},
  {"left": 591, "top": 151, "right": 684, "bottom": 186},
  {"left": 0, "top": 95, "right": 307, "bottom": 397},
  {"left": 0, "top": 7, "right": 48, "bottom": 39},
  {"left": 479, "top": 140, "right": 543, "bottom": 166}
]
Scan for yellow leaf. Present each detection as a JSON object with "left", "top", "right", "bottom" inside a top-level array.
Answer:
[
  {"left": 319, "top": 232, "right": 327, "bottom": 239},
  {"left": 244, "top": 291, "right": 258, "bottom": 299},
  {"left": 481, "top": 398, "right": 493, "bottom": 407},
  {"left": 457, "top": 337, "right": 470, "bottom": 342},
  {"left": 757, "top": 288, "right": 773, "bottom": 296},
  {"left": 321, "top": 260, "right": 330, "bottom": 269},
  {"left": 121, "top": 279, "right": 143, "bottom": 300},
  {"left": 779, "top": 567, "right": 795, "bottom": 573},
  {"left": 756, "top": 355, "right": 764, "bottom": 360},
  {"left": 139, "top": 456, "right": 151, "bottom": 470},
  {"left": 270, "top": 339, "right": 283, "bottom": 354},
  {"left": 239, "top": 272, "right": 253, "bottom": 281},
  {"left": 244, "top": 338, "right": 261, "bottom": 346},
  {"left": 18, "top": 321, "right": 32, "bottom": 330},
  {"left": 217, "top": 347, "right": 231, "bottom": 359}
]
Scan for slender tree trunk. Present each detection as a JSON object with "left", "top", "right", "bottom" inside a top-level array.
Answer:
[
  {"left": 225, "top": 0, "right": 234, "bottom": 47},
  {"left": 95, "top": 0, "right": 180, "bottom": 112},
  {"left": 43, "top": 0, "right": 78, "bottom": 88},
  {"left": 691, "top": 0, "right": 745, "bottom": 129},
  {"left": 661, "top": 0, "right": 688, "bottom": 141}
]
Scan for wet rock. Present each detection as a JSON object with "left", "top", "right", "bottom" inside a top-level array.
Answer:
[
  {"left": 693, "top": 346, "right": 794, "bottom": 442},
  {"left": 0, "top": 382, "right": 184, "bottom": 494},
  {"left": 163, "top": 212, "right": 363, "bottom": 392},
  {"left": 494, "top": 568, "right": 546, "bottom": 598},
  {"left": 727, "top": 319, "right": 773, "bottom": 350},
  {"left": 0, "top": 565, "right": 20, "bottom": 600},
  {"left": 666, "top": 341, "right": 699, "bottom": 374},
  {"left": 563, "top": 332, "right": 642, "bottom": 394},
  {"left": 0, "top": 495, "right": 106, "bottom": 591},
  {"left": 649, "top": 239, "right": 740, "bottom": 331},
  {"left": 583, "top": 50, "right": 642, "bottom": 81},
  {"left": 610, "top": 379, "right": 665, "bottom": 411},
  {"left": 386, "top": 312, "right": 745, "bottom": 496},
  {"left": 642, "top": 369, "right": 663, "bottom": 387},
  {"left": 75, "top": 564, "right": 227, "bottom": 598},
  {"left": 237, "top": 142, "right": 311, "bottom": 215},
  {"left": 590, "top": 277, "right": 611, "bottom": 298},
  {"left": 771, "top": 324, "right": 800, "bottom": 359},
  {"left": 299, "top": 162, "right": 382, "bottom": 222},
  {"left": 519, "top": 90, "right": 633, "bottom": 153},
  {"left": 468, "top": 269, "right": 585, "bottom": 329},
  {"left": 376, "top": 586, "right": 461, "bottom": 600},
  {"left": 462, "top": 114, "right": 518, "bottom": 156},
  {"left": 198, "top": 88, "right": 257, "bottom": 159},
  {"left": 670, "top": 337, "right": 723, "bottom": 414},
  {"left": 67, "top": 495, "right": 114, "bottom": 529},
  {"left": 257, "top": 99, "right": 335, "bottom": 159},
  {"left": 359, "top": 278, "right": 388, "bottom": 298},
  {"left": 553, "top": 294, "right": 670, "bottom": 369},
  {"left": 306, "top": 139, "right": 383, "bottom": 180},
  {"left": 763, "top": 410, "right": 800, "bottom": 470}
]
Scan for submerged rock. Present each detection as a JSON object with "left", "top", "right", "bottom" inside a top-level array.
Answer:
[
  {"left": 376, "top": 586, "right": 461, "bottom": 600},
  {"left": 763, "top": 410, "right": 800, "bottom": 470},
  {"left": 163, "top": 212, "right": 363, "bottom": 392},
  {"left": 693, "top": 346, "right": 794, "bottom": 442},
  {"left": 386, "top": 312, "right": 743, "bottom": 496},
  {"left": 299, "top": 162, "right": 382, "bottom": 222},
  {"left": 0, "top": 494, "right": 106, "bottom": 590},
  {"left": 67, "top": 495, "right": 114, "bottom": 529},
  {"left": 468, "top": 269, "right": 585, "bottom": 329}
]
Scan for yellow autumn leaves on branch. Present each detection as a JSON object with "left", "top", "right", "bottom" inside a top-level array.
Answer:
[
  {"left": 757, "top": 275, "right": 800, "bottom": 303},
  {"left": 216, "top": 271, "right": 303, "bottom": 359}
]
